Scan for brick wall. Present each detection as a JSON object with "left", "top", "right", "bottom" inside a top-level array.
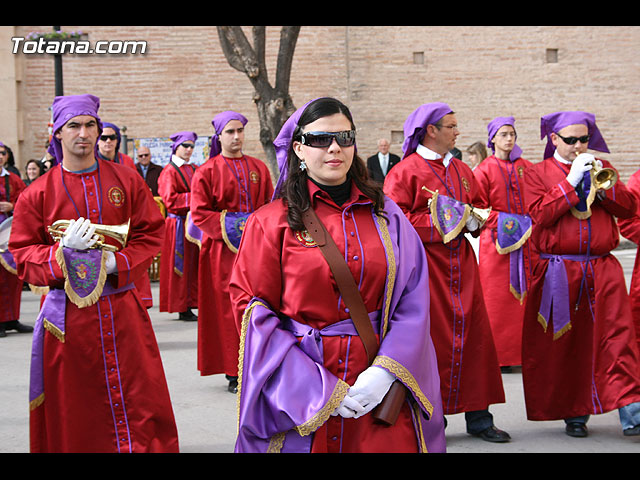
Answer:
[{"left": 9, "top": 25, "right": 640, "bottom": 182}]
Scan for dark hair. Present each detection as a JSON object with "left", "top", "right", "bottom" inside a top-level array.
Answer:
[
  {"left": 25, "top": 158, "right": 45, "bottom": 176},
  {"left": 276, "top": 97, "right": 386, "bottom": 231}
]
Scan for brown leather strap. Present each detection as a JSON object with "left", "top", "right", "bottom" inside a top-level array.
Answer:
[{"left": 301, "top": 207, "right": 378, "bottom": 364}]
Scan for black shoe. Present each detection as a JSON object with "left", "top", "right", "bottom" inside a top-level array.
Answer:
[
  {"left": 565, "top": 422, "right": 588, "bottom": 437},
  {"left": 623, "top": 425, "right": 640, "bottom": 436},
  {"left": 228, "top": 379, "right": 238, "bottom": 394},
  {"left": 0, "top": 324, "right": 6, "bottom": 338},
  {"left": 178, "top": 309, "right": 198, "bottom": 321},
  {"left": 3, "top": 320, "right": 33, "bottom": 334},
  {"left": 473, "top": 425, "right": 511, "bottom": 443}
]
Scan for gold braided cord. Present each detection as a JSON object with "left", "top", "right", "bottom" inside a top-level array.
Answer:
[{"left": 374, "top": 214, "right": 396, "bottom": 338}]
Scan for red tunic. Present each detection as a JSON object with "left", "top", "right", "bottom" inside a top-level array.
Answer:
[
  {"left": 101, "top": 155, "right": 154, "bottom": 308},
  {"left": 230, "top": 181, "right": 421, "bottom": 453},
  {"left": 0, "top": 170, "right": 26, "bottom": 323},
  {"left": 522, "top": 157, "right": 640, "bottom": 420},
  {"left": 158, "top": 160, "right": 198, "bottom": 313},
  {"left": 190, "top": 154, "right": 273, "bottom": 376},
  {"left": 473, "top": 155, "right": 536, "bottom": 366},
  {"left": 618, "top": 169, "right": 640, "bottom": 354},
  {"left": 384, "top": 153, "right": 505, "bottom": 414},
  {"left": 9, "top": 160, "right": 179, "bottom": 452}
]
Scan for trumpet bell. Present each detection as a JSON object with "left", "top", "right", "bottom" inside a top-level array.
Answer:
[
  {"left": 591, "top": 165, "right": 618, "bottom": 190},
  {"left": 48, "top": 219, "right": 130, "bottom": 252}
]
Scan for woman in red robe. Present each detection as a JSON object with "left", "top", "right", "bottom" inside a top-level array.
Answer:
[
  {"left": 190, "top": 111, "right": 272, "bottom": 392},
  {"left": 158, "top": 132, "right": 199, "bottom": 319},
  {"left": 10, "top": 94, "right": 178, "bottom": 452},
  {"left": 229, "top": 97, "right": 445, "bottom": 453},
  {"left": 474, "top": 117, "right": 535, "bottom": 368}
]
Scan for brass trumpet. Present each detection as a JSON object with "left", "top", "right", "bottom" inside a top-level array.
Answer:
[
  {"left": 48, "top": 219, "right": 130, "bottom": 252},
  {"left": 591, "top": 162, "right": 618, "bottom": 190}
]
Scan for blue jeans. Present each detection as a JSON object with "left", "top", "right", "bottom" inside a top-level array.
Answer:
[{"left": 565, "top": 401, "right": 640, "bottom": 430}]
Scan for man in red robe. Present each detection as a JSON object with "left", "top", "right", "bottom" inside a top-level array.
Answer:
[
  {"left": 190, "top": 111, "right": 273, "bottom": 393},
  {"left": 0, "top": 142, "right": 31, "bottom": 338},
  {"left": 9, "top": 94, "right": 179, "bottom": 452},
  {"left": 522, "top": 110, "right": 640, "bottom": 438},
  {"left": 474, "top": 117, "right": 535, "bottom": 369},
  {"left": 384, "top": 102, "right": 509, "bottom": 442},
  {"left": 158, "top": 131, "right": 199, "bottom": 320},
  {"left": 617, "top": 168, "right": 640, "bottom": 354}
]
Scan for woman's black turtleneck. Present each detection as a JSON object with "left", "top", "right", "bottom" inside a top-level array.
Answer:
[{"left": 309, "top": 176, "right": 351, "bottom": 206}]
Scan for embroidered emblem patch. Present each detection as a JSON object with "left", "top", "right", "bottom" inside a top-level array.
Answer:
[
  {"left": 502, "top": 217, "right": 519, "bottom": 235},
  {"left": 294, "top": 230, "right": 317, "bottom": 248},
  {"left": 518, "top": 166, "right": 524, "bottom": 177},
  {"left": 250, "top": 171, "right": 259, "bottom": 184},
  {"left": 107, "top": 186, "right": 125, "bottom": 208},
  {"left": 461, "top": 177, "right": 470, "bottom": 192},
  {"left": 69, "top": 257, "right": 99, "bottom": 290}
]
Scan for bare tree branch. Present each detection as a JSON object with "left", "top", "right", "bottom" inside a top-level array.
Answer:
[{"left": 217, "top": 26, "right": 301, "bottom": 180}]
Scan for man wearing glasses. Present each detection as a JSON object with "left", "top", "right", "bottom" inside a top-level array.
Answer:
[
  {"left": 135, "top": 145, "right": 162, "bottom": 196},
  {"left": 190, "top": 111, "right": 273, "bottom": 393},
  {"left": 158, "top": 132, "right": 200, "bottom": 321},
  {"left": 97, "top": 122, "right": 135, "bottom": 169},
  {"left": 384, "top": 102, "right": 510, "bottom": 443},
  {"left": 522, "top": 111, "right": 640, "bottom": 438}
]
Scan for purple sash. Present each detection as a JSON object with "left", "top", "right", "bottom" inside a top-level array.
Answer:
[
  {"left": 538, "top": 252, "right": 601, "bottom": 339},
  {"left": 220, "top": 211, "right": 251, "bottom": 253},
  {"left": 282, "top": 313, "right": 381, "bottom": 365},
  {"left": 167, "top": 213, "right": 186, "bottom": 276},
  {"left": 29, "top": 282, "right": 135, "bottom": 409},
  {"left": 495, "top": 212, "right": 532, "bottom": 302}
]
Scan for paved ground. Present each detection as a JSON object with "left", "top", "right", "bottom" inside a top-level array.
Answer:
[{"left": 1, "top": 248, "right": 639, "bottom": 453}]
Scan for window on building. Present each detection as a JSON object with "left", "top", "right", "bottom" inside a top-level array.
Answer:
[{"left": 546, "top": 48, "right": 558, "bottom": 63}]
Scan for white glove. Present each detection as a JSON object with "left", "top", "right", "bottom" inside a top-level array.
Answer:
[
  {"left": 61, "top": 217, "right": 98, "bottom": 250},
  {"left": 566, "top": 153, "right": 595, "bottom": 187},
  {"left": 104, "top": 251, "right": 117, "bottom": 274},
  {"left": 331, "top": 394, "right": 366, "bottom": 418},
  {"left": 465, "top": 214, "right": 480, "bottom": 232},
  {"left": 345, "top": 366, "right": 396, "bottom": 418}
]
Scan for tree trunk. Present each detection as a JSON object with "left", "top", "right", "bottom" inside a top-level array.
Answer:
[{"left": 217, "top": 26, "right": 300, "bottom": 182}]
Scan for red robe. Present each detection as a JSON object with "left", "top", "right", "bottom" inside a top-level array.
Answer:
[
  {"left": 100, "top": 155, "right": 154, "bottom": 308},
  {"left": 9, "top": 160, "right": 179, "bottom": 452},
  {"left": 0, "top": 170, "right": 26, "bottom": 323},
  {"left": 617, "top": 169, "right": 640, "bottom": 354},
  {"left": 384, "top": 153, "right": 505, "bottom": 414},
  {"left": 158, "top": 160, "right": 198, "bottom": 313},
  {"left": 473, "top": 155, "right": 536, "bottom": 367},
  {"left": 190, "top": 154, "right": 273, "bottom": 377},
  {"left": 229, "top": 181, "right": 441, "bottom": 452},
  {"left": 522, "top": 156, "right": 640, "bottom": 420}
]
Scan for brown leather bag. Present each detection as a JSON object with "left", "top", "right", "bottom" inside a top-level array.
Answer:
[{"left": 301, "top": 207, "right": 407, "bottom": 425}]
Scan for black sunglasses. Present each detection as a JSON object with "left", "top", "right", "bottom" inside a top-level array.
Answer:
[
  {"left": 556, "top": 133, "right": 590, "bottom": 145},
  {"left": 180, "top": 143, "right": 195, "bottom": 149},
  {"left": 300, "top": 130, "right": 356, "bottom": 148},
  {"left": 100, "top": 134, "right": 118, "bottom": 141}
]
